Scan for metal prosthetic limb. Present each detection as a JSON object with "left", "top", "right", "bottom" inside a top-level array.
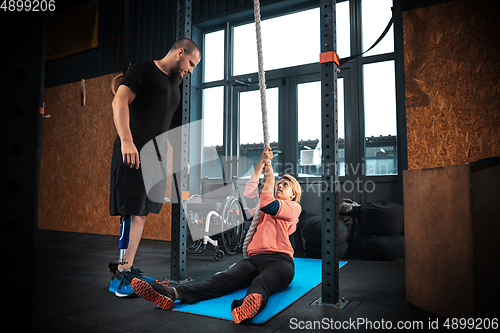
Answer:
[{"left": 118, "top": 215, "right": 131, "bottom": 265}]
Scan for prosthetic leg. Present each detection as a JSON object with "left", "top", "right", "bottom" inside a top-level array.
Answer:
[
  {"left": 109, "top": 215, "right": 131, "bottom": 278},
  {"left": 118, "top": 215, "right": 132, "bottom": 265},
  {"left": 108, "top": 215, "right": 135, "bottom": 296}
]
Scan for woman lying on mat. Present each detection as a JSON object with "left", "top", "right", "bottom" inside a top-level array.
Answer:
[{"left": 131, "top": 147, "right": 302, "bottom": 324}]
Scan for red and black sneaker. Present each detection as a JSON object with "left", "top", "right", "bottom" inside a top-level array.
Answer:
[
  {"left": 131, "top": 278, "right": 175, "bottom": 310},
  {"left": 231, "top": 293, "right": 263, "bottom": 324}
]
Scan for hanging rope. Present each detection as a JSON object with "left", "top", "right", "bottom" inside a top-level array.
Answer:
[
  {"left": 253, "top": 0, "right": 269, "bottom": 148},
  {"left": 242, "top": 0, "right": 269, "bottom": 259}
]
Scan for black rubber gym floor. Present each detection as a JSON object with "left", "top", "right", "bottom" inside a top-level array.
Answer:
[{"left": 30, "top": 229, "right": 438, "bottom": 332}]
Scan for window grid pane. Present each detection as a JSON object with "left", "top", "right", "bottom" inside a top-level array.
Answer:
[
  {"left": 203, "top": 30, "right": 225, "bottom": 83},
  {"left": 363, "top": 60, "right": 397, "bottom": 175},
  {"left": 297, "top": 79, "right": 345, "bottom": 177},
  {"left": 202, "top": 86, "right": 224, "bottom": 178},
  {"left": 361, "top": 0, "right": 394, "bottom": 57},
  {"left": 336, "top": 0, "right": 350, "bottom": 58},
  {"left": 233, "top": 8, "right": 320, "bottom": 76},
  {"left": 238, "top": 88, "right": 279, "bottom": 177}
]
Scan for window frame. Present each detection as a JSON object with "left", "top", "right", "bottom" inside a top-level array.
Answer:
[{"left": 195, "top": 0, "right": 405, "bottom": 203}]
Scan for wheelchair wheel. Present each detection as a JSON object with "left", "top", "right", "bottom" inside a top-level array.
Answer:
[
  {"left": 221, "top": 197, "right": 245, "bottom": 255},
  {"left": 186, "top": 195, "right": 204, "bottom": 253},
  {"left": 214, "top": 249, "right": 224, "bottom": 261}
]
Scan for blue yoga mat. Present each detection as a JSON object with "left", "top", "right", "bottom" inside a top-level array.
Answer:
[{"left": 172, "top": 258, "right": 347, "bottom": 324}]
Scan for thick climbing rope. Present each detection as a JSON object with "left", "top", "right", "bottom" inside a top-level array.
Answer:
[
  {"left": 253, "top": 0, "right": 269, "bottom": 148},
  {"left": 242, "top": 0, "right": 269, "bottom": 259}
]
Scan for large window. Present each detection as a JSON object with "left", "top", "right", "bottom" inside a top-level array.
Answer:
[{"left": 198, "top": 0, "right": 400, "bottom": 185}]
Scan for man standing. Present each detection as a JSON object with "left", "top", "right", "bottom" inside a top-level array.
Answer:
[{"left": 109, "top": 38, "right": 201, "bottom": 297}]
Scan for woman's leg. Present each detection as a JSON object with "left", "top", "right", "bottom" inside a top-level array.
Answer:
[
  {"left": 247, "top": 253, "right": 295, "bottom": 308},
  {"left": 231, "top": 253, "right": 295, "bottom": 323},
  {"left": 175, "top": 259, "right": 258, "bottom": 304}
]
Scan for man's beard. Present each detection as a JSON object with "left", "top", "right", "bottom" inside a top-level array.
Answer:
[
  {"left": 170, "top": 62, "right": 184, "bottom": 85},
  {"left": 173, "top": 72, "right": 183, "bottom": 85}
]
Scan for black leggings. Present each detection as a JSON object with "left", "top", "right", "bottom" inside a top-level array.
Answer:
[{"left": 175, "top": 253, "right": 294, "bottom": 310}]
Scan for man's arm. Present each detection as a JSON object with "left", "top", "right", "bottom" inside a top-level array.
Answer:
[{"left": 112, "top": 85, "right": 138, "bottom": 169}]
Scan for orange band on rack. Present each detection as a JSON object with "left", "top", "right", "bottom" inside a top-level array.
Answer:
[{"left": 319, "top": 51, "right": 340, "bottom": 66}]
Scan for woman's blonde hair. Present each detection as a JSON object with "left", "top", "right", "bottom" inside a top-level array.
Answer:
[{"left": 278, "top": 174, "right": 302, "bottom": 203}]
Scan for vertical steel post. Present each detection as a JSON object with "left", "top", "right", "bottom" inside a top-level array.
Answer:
[
  {"left": 170, "top": 0, "right": 192, "bottom": 282},
  {"left": 319, "top": 0, "right": 341, "bottom": 307}
]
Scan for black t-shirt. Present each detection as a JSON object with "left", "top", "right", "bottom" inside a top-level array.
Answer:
[{"left": 119, "top": 60, "right": 180, "bottom": 149}]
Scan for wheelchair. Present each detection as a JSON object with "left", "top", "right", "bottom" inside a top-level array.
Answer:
[{"left": 185, "top": 177, "right": 248, "bottom": 261}]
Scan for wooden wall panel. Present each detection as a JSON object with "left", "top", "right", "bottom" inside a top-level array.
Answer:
[
  {"left": 404, "top": 164, "right": 500, "bottom": 318},
  {"left": 404, "top": 0, "right": 500, "bottom": 170},
  {"left": 404, "top": 166, "right": 475, "bottom": 318},
  {"left": 39, "top": 73, "right": 172, "bottom": 241}
]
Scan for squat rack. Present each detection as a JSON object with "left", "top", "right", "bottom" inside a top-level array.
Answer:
[
  {"left": 318, "top": 0, "right": 343, "bottom": 308},
  {"left": 170, "top": 0, "right": 192, "bottom": 283},
  {"left": 170, "top": 0, "right": 343, "bottom": 307}
]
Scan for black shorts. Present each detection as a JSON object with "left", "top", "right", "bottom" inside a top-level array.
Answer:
[{"left": 109, "top": 138, "right": 164, "bottom": 216}]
